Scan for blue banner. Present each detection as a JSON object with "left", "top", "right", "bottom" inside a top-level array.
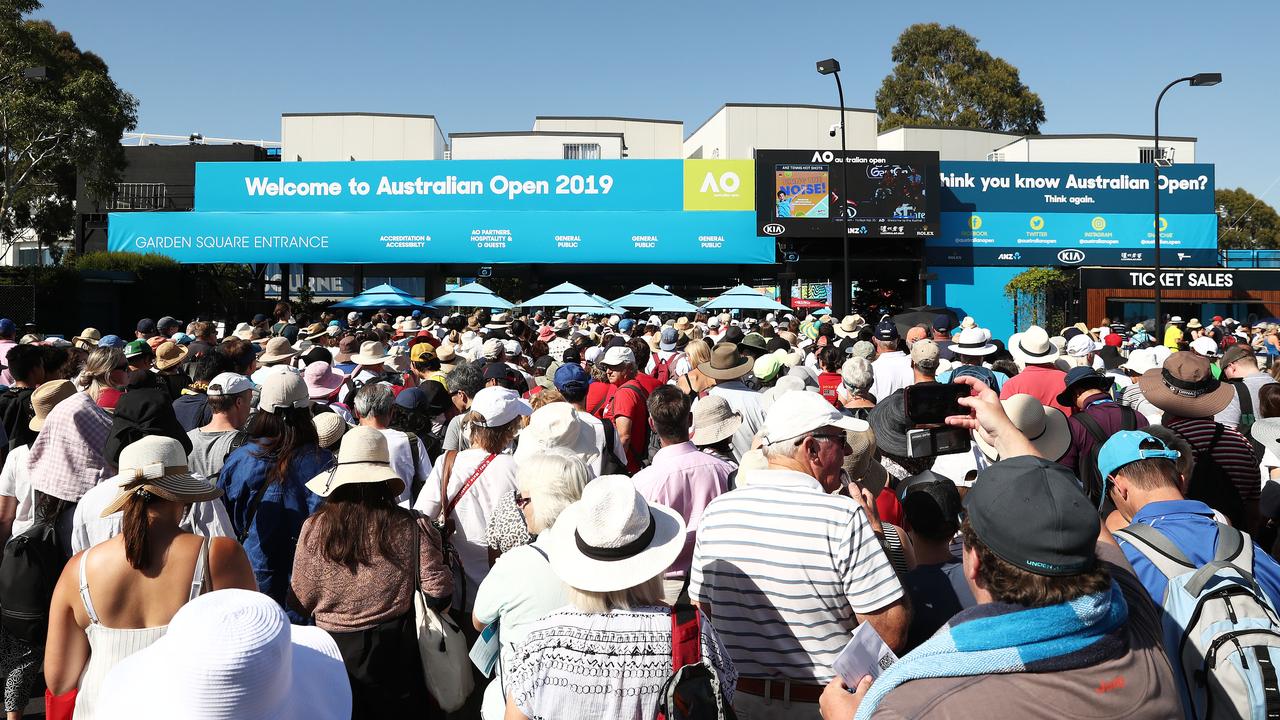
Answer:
[
  {"left": 934, "top": 211, "right": 1216, "bottom": 250},
  {"left": 108, "top": 210, "right": 770, "bottom": 265},
  {"left": 938, "top": 161, "right": 1214, "bottom": 214},
  {"left": 926, "top": 246, "right": 1218, "bottom": 267},
  {"left": 195, "top": 160, "right": 683, "bottom": 213}
]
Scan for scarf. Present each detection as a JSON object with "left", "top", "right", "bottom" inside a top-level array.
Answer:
[{"left": 854, "top": 581, "right": 1130, "bottom": 719}]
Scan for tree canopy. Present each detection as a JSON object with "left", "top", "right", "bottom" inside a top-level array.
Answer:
[
  {"left": 1217, "top": 188, "right": 1280, "bottom": 250},
  {"left": 876, "top": 23, "right": 1046, "bottom": 135},
  {"left": 1, "top": 0, "right": 137, "bottom": 257}
]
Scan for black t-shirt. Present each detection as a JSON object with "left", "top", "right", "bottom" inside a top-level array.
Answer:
[{"left": 902, "top": 559, "right": 977, "bottom": 652}]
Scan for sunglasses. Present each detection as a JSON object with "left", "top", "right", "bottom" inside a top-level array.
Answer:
[
  {"left": 811, "top": 432, "right": 851, "bottom": 448},
  {"left": 513, "top": 490, "right": 532, "bottom": 509}
]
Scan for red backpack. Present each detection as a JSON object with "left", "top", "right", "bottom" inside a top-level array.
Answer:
[{"left": 652, "top": 352, "right": 685, "bottom": 385}]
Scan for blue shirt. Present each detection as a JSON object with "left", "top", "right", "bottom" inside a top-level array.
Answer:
[
  {"left": 219, "top": 440, "right": 331, "bottom": 619},
  {"left": 1117, "top": 499, "right": 1280, "bottom": 606}
]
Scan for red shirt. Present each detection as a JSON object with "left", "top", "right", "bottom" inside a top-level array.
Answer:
[
  {"left": 818, "top": 371, "right": 843, "bottom": 407},
  {"left": 585, "top": 382, "right": 612, "bottom": 417},
  {"left": 634, "top": 372, "right": 662, "bottom": 394},
  {"left": 1000, "top": 364, "right": 1071, "bottom": 416},
  {"left": 605, "top": 380, "right": 649, "bottom": 473}
]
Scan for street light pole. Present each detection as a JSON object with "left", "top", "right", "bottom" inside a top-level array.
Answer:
[
  {"left": 817, "top": 59, "right": 850, "bottom": 315},
  {"left": 1152, "top": 72, "right": 1221, "bottom": 333}
]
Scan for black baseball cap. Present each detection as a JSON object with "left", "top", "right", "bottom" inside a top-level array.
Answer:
[
  {"left": 965, "top": 456, "right": 1099, "bottom": 576},
  {"left": 136, "top": 318, "right": 157, "bottom": 335},
  {"left": 875, "top": 319, "right": 899, "bottom": 342},
  {"left": 899, "top": 470, "right": 964, "bottom": 539}
]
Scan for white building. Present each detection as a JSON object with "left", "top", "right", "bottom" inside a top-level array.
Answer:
[
  {"left": 533, "top": 116, "right": 683, "bottom": 159},
  {"left": 0, "top": 228, "right": 49, "bottom": 267},
  {"left": 683, "top": 103, "right": 879, "bottom": 160},
  {"left": 989, "top": 133, "right": 1197, "bottom": 164},
  {"left": 281, "top": 112, "right": 447, "bottom": 161},
  {"left": 876, "top": 125, "right": 1023, "bottom": 161},
  {"left": 449, "top": 131, "right": 626, "bottom": 160}
]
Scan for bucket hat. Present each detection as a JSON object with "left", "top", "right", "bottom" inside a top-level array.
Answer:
[
  {"left": 698, "top": 343, "right": 753, "bottom": 381},
  {"left": 514, "top": 402, "right": 601, "bottom": 469},
  {"left": 546, "top": 475, "right": 686, "bottom": 592},
  {"left": 1056, "top": 367, "right": 1115, "bottom": 407},
  {"left": 29, "top": 379, "right": 77, "bottom": 432},
  {"left": 1121, "top": 348, "right": 1159, "bottom": 375},
  {"left": 350, "top": 341, "right": 391, "bottom": 367},
  {"left": 1138, "top": 351, "right": 1233, "bottom": 419},
  {"left": 96, "top": 588, "right": 350, "bottom": 720},
  {"left": 1010, "top": 326, "right": 1057, "bottom": 365},
  {"left": 306, "top": 426, "right": 404, "bottom": 498},
  {"left": 314, "top": 412, "right": 347, "bottom": 450},
  {"left": 334, "top": 335, "right": 359, "bottom": 364},
  {"left": 73, "top": 328, "right": 101, "bottom": 350},
  {"left": 691, "top": 394, "right": 742, "bottom": 446},
  {"left": 974, "top": 394, "right": 1070, "bottom": 462},
  {"left": 303, "top": 361, "right": 346, "bottom": 400},
  {"left": 101, "top": 436, "right": 223, "bottom": 516},
  {"left": 258, "top": 337, "right": 297, "bottom": 365},
  {"left": 153, "top": 341, "right": 189, "bottom": 371},
  {"left": 834, "top": 315, "right": 862, "bottom": 339}
]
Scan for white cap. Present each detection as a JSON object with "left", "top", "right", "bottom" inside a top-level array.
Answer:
[
  {"left": 600, "top": 346, "right": 636, "bottom": 367},
  {"left": 1191, "top": 336, "right": 1219, "bottom": 357},
  {"left": 760, "top": 390, "right": 869, "bottom": 446},
  {"left": 206, "top": 372, "right": 253, "bottom": 397},
  {"left": 584, "top": 346, "right": 604, "bottom": 364},
  {"left": 503, "top": 339, "right": 522, "bottom": 357},
  {"left": 1065, "top": 334, "right": 1101, "bottom": 358},
  {"left": 708, "top": 316, "right": 722, "bottom": 328},
  {"left": 482, "top": 338, "right": 506, "bottom": 361},
  {"left": 470, "top": 387, "right": 532, "bottom": 428},
  {"left": 258, "top": 368, "right": 309, "bottom": 414},
  {"left": 766, "top": 313, "right": 776, "bottom": 322}
]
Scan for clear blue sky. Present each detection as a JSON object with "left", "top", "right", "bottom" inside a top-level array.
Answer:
[{"left": 35, "top": 0, "right": 1280, "bottom": 203}]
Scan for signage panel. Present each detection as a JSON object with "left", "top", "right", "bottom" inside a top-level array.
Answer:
[
  {"left": 939, "top": 162, "right": 1215, "bottom": 215},
  {"left": 1079, "top": 267, "right": 1280, "bottom": 291}
]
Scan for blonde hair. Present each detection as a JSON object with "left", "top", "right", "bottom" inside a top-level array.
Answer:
[
  {"left": 684, "top": 340, "right": 711, "bottom": 374},
  {"left": 565, "top": 576, "right": 664, "bottom": 613},
  {"left": 529, "top": 388, "right": 564, "bottom": 411},
  {"left": 79, "top": 347, "right": 125, "bottom": 402}
]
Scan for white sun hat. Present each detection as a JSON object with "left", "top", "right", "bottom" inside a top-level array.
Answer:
[
  {"left": 515, "top": 402, "right": 601, "bottom": 472},
  {"left": 547, "top": 475, "right": 685, "bottom": 593},
  {"left": 96, "top": 588, "right": 350, "bottom": 720}
]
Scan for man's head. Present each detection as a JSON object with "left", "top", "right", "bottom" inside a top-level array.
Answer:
[
  {"left": 1220, "top": 344, "right": 1259, "bottom": 380},
  {"left": 5, "top": 344, "right": 46, "bottom": 385},
  {"left": 626, "top": 337, "right": 651, "bottom": 373},
  {"left": 553, "top": 362, "right": 590, "bottom": 406},
  {"left": 445, "top": 362, "right": 484, "bottom": 413},
  {"left": 899, "top": 470, "right": 963, "bottom": 544},
  {"left": 910, "top": 339, "right": 940, "bottom": 380},
  {"left": 873, "top": 319, "right": 900, "bottom": 353},
  {"left": 1097, "top": 430, "right": 1183, "bottom": 520},
  {"left": 123, "top": 339, "right": 154, "bottom": 380},
  {"left": 962, "top": 456, "right": 1110, "bottom": 607},
  {"left": 647, "top": 385, "right": 691, "bottom": 445},
  {"left": 1057, "top": 366, "right": 1114, "bottom": 410},
  {"left": 759, "top": 390, "right": 866, "bottom": 492},
  {"left": 188, "top": 351, "right": 232, "bottom": 387},
  {"left": 157, "top": 316, "right": 182, "bottom": 337},
  {"left": 354, "top": 381, "right": 395, "bottom": 428},
  {"left": 600, "top": 346, "right": 637, "bottom": 386},
  {"left": 206, "top": 372, "right": 254, "bottom": 427},
  {"left": 135, "top": 318, "right": 157, "bottom": 339},
  {"left": 0, "top": 318, "right": 15, "bottom": 341}
]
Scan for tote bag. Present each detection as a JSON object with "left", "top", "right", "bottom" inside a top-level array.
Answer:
[{"left": 413, "top": 515, "right": 474, "bottom": 711}]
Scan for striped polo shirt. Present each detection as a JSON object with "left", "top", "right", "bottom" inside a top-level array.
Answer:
[{"left": 689, "top": 469, "right": 903, "bottom": 683}]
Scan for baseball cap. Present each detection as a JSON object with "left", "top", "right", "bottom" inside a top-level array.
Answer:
[
  {"left": 136, "top": 318, "right": 157, "bottom": 335},
  {"left": 875, "top": 319, "right": 899, "bottom": 342},
  {"left": 157, "top": 316, "right": 181, "bottom": 330},
  {"left": 760, "top": 389, "right": 869, "bottom": 447},
  {"left": 601, "top": 346, "right": 636, "bottom": 367},
  {"left": 410, "top": 343, "right": 436, "bottom": 363},
  {"left": 910, "top": 339, "right": 939, "bottom": 365},
  {"left": 1190, "top": 336, "right": 1219, "bottom": 358},
  {"left": 257, "top": 369, "right": 309, "bottom": 414},
  {"left": 97, "top": 334, "right": 126, "bottom": 349},
  {"left": 1213, "top": 315, "right": 1224, "bottom": 322},
  {"left": 965, "top": 456, "right": 1099, "bottom": 576},
  {"left": 898, "top": 470, "right": 963, "bottom": 536},
  {"left": 932, "top": 315, "right": 952, "bottom": 332},
  {"left": 1104, "top": 333, "right": 1123, "bottom": 347},
  {"left": 659, "top": 327, "right": 679, "bottom": 352},
  {"left": 1221, "top": 344, "right": 1255, "bottom": 368},
  {"left": 124, "top": 339, "right": 151, "bottom": 359},
  {"left": 0, "top": 319, "right": 15, "bottom": 335},
  {"left": 469, "top": 387, "right": 532, "bottom": 428},
  {"left": 482, "top": 338, "right": 505, "bottom": 361},
  {"left": 554, "top": 362, "right": 590, "bottom": 394},
  {"left": 1066, "top": 334, "right": 1101, "bottom": 358},
  {"left": 483, "top": 362, "right": 517, "bottom": 382},
  {"left": 618, "top": 318, "right": 636, "bottom": 333},
  {"left": 1097, "top": 430, "right": 1180, "bottom": 482},
  {"left": 205, "top": 372, "right": 253, "bottom": 398}
]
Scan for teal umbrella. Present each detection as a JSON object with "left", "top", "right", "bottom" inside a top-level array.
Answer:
[
  {"left": 611, "top": 283, "right": 700, "bottom": 313},
  {"left": 330, "top": 283, "right": 429, "bottom": 309},
  {"left": 701, "top": 285, "right": 791, "bottom": 312},
  {"left": 521, "top": 282, "right": 615, "bottom": 310},
  {"left": 427, "top": 282, "right": 514, "bottom": 310}
]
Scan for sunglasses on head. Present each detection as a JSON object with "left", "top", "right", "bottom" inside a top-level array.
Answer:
[{"left": 513, "top": 490, "right": 531, "bottom": 509}]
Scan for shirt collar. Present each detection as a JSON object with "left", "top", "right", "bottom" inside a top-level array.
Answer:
[
  {"left": 653, "top": 441, "right": 698, "bottom": 461},
  {"left": 1133, "top": 499, "right": 1215, "bottom": 522},
  {"left": 753, "top": 468, "right": 824, "bottom": 491}
]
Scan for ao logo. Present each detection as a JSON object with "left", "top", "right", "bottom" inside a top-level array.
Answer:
[
  {"left": 1029, "top": 216, "right": 1045, "bottom": 231},
  {"left": 1057, "top": 249, "right": 1086, "bottom": 264},
  {"left": 1154, "top": 217, "right": 1169, "bottom": 231},
  {"left": 969, "top": 215, "right": 983, "bottom": 230},
  {"left": 700, "top": 171, "right": 740, "bottom": 194},
  {"left": 1091, "top": 217, "right": 1107, "bottom": 231},
  {"left": 810, "top": 151, "right": 835, "bottom": 162}
]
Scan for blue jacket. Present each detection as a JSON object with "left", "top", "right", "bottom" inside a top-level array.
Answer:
[{"left": 219, "top": 440, "right": 331, "bottom": 619}]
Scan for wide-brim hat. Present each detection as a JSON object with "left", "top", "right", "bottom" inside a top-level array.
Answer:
[
  {"left": 1010, "top": 326, "right": 1058, "bottom": 365},
  {"left": 258, "top": 337, "right": 298, "bottom": 364},
  {"left": 1056, "top": 367, "right": 1116, "bottom": 407},
  {"left": 698, "top": 343, "right": 753, "bottom": 381},
  {"left": 951, "top": 327, "right": 997, "bottom": 356},
  {"left": 1187, "top": 318, "right": 1203, "bottom": 329},
  {"left": 306, "top": 426, "right": 405, "bottom": 498},
  {"left": 975, "top": 394, "right": 1070, "bottom": 462},
  {"left": 1138, "top": 352, "right": 1233, "bottom": 419},
  {"left": 29, "top": 379, "right": 77, "bottom": 432},
  {"left": 514, "top": 403, "right": 601, "bottom": 469},
  {"left": 1252, "top": 418, "right": 1280, "bottom": 457},
  {"left": 546, "top": 475, "right": 685, "bottom": 593},
  {"left": 834, "top": 315, "right": 862, "bottom": 338},
  {"left": 102, "top": 436, "right": 223, "bottom": 517},
  {"left": 303, "top": 362, "right": 346, "bottom": 399},
  {"left": 314, "top": 412, "right": 347, "bottom": 449},
  {"left": 74, "top": 328, "right": 101, "bottom": 349},
  {"left": 350, "top": 341, "right": 391, "bottom": 367},
  {"left": 691, "top": 395, "right": 742, "bottom": 446},
  {"left": 153, "top": 341, "right": 189, "bottom": 371},
  {"left": 96, "top": 589, "right": 350, "bottom": 720}
]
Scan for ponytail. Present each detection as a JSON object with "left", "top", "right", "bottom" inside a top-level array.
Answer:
[{"left": 121, "top": 491, "right": 154, "bottom": 570}]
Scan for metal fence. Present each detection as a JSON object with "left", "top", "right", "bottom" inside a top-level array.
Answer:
[{"left": 0, "top": 285, "right": 34, "bottom": 324}]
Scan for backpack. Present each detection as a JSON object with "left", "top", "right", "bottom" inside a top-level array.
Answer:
[
  {"left": 0, "top": 522, "right": 65, "bottom": 644},
  {"left": 1177, "top": 423, "right": 1249, "bottom": 531},
  {"left": 652, "top": 352, "right": 685, "bottom": 385},
  {"left": 206, "top": 430, "right": 250, "bottom": 490},
  {"left": 1114, "top": 522, "right": 1280, "bottom": 720},
  {"left": 654, "top": 587, "right": 737, "bottom": 720},
  {"left": 1231, "top": 380, "right": 1258, "bottom": 442},
  {"left": 1073, "top": 405, "right": 1137, "bottom": 507},
  {"left": 597, "top": 418, "right": 630, "bottom": 476},
  {"left": 0, "top": 387, "right": 35, "bottom": 467},
  {"left": 606, "top": 381, "right": 659, "bottom": 468}
]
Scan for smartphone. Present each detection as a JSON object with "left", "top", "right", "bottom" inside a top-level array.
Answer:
[
  {"left": 906, "top": 426, "right": 971, "bottom": 458},
  {"left": 903, "top": 383, "right": 969, "bottom": 425}
]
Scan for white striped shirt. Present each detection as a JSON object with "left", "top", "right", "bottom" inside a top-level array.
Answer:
[{"left": 689, "top": 468, "right": 903, "bottom": 683}]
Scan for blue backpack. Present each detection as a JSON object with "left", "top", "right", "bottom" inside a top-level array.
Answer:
[{"left": 1115, "top": 523, "right": 1280, "bottom": 719}]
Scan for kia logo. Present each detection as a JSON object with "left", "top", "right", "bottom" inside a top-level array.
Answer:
[
  {"left": 763, "top": 223, "right": 785, "bottom": 236},
  {"left": 1057, "top": 249, "right": 1085, "bottom": 264}
]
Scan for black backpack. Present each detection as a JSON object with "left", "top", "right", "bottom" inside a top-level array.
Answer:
[
  {"left": 1073, "top": 406, "right": 1137, "bottom": 507},
  {"left": 0, "top": 522, "right": 66, "bottom": 644},
  {"left": 0, "top": 387, "right": 35, "bottom": 468},
  {"left": 597, "top": 418, "right": 630, "bottom": 476},
  {"left": 1177, "top": 423, "right": 1249, "bottom": 531}
]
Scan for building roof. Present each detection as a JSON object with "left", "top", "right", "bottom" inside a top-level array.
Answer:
[
  {"left": 877, "top": 124, "right": 1024, "bottom": 137},
  {"left": 534, "top": 115, "right": 682, "bottom": 125},
  {"left": 686, "top": 103, "right": 879, "bottom": 140},
  {"left": 282, "top": 112, "right": 439, "bottom": 120},
  {"left": 993, "top": 133, "right": 1197, "bottom": 151},
  {"left": 448, "top": 130, "right": 626, "bottom": 139}
]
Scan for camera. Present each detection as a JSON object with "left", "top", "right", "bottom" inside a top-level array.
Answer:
[
  {"left": 828, "top": 122, "right": 842, "bottom": 138},
  {"left": 906, "top": 426, "right": 970, "bottom": 459}
]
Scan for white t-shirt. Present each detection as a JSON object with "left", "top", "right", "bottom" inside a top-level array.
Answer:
[
  {"left": 0, "top": 445, "right": 35, "bottom": 541},
  {"left": 1261, "top": 448, "right": 1280, "bottom": 492},
  {"left": 413, "top": 449, "right": 518, "bottom": 610},
  {"left": 70, "top": 473, "right": 235, "bottom": 554},
  {"left": 379, "top": 427, "right": 433, "bottom": 506},
  {"left": 871, "top": 351, "right": 914, "bottom": 401}
]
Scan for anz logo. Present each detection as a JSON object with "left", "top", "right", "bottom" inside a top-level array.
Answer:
[
  {"left": 996, "top": 252, "right": 1023, "bottom": 261},
  {"left": 762, "top": 223, "right": 786, "bottom": 236},
  {"left": 1057, "top": 249, "right": 1086, "bottom": 264}
]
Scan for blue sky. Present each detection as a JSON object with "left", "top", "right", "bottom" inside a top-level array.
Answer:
[{"left": 36, "top": 0, "right": 1280, "bottom": 203}]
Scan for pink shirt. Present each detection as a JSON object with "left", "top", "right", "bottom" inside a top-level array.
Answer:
[
  {"left": 0, "top": 340, "right": 15, "bottom": 386},
  {"left": 631, "top": 442, "right": 733, "bottom": 577},
  {"left": 1000, "top": 364, "right": 1071, "bottom": 416}
]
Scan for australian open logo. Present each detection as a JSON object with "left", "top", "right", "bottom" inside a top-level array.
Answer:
[{"left": 1057, "top": 249, "right": 1086, "bottom": 264}]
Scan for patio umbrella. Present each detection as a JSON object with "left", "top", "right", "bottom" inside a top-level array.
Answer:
[
  {"left": 330, "top": 283, "right": 430, "bottom": 310},
  {"left": 611, "top": 283, "right": 700, "bottom": 314},
  {"left": 520, "top": 282, "right": 615, "bottom": 311},
  {"left": 892, "top": 306, "right": 959, "bottom": 338},
  {"left": 427, "top": 281, "right": 514, "bottom": 310},
  {"left": 701, "top": 285, "right": 791, "bottom": 312}
]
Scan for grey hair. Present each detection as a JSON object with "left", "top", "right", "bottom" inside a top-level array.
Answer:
[
  {"left": 841, "top": 357, "right": 874, "bottom": 391},
  {"left": 353, "top": 382, "right": 395, "bottom": 421},
  {"left": 446, "top": 362, "right": 485, "bottom": 399},
  {"left": 761, "top": 433, "right": 808, "bottom": 462},
  {"left": 517, "top": 450, "right": 589, "bottom": 534}
]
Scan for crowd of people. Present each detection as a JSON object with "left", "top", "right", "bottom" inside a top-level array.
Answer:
[{"left": 0, "top": 302, "right": 1278, "bottom": 719}]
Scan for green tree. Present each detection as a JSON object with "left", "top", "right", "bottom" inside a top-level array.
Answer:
[
  {"left": 876, "top": 23, "right": 1046, "bottom": 134},
  {"left": 1, "top": 0, "right": 137, "bottom": 259},
  {"left": 1216, "top": 188, "right": 1280, "bottom": 250}
]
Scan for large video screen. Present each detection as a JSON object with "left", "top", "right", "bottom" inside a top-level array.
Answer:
[{"left": 756, "top": 150, "right": 940, "bottom": 239}]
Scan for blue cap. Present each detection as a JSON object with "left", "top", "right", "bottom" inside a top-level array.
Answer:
[
  {"left": 932, "top": 315, "right": 951, "bottom": 332},
  {"left": 171, "top": 332, "right": 194, "bottom": 346},
  {"left": 659, "top": 327, "right": 679, "bottom": 351},
  {"left": 0, "top": 319, "right": 15, "bottom": 336},
  {"left": 328, "top": 320, "right": 342, "bottom": 327},
  {"left": 97, "top": 334, "right": 125, "bottom": 349},
  {"left": 619, "top": 318, "right": 636, "bottom": 332},
  {"left": 553, "top": 362, "right": 590, "bottom": 393},
  {"left": 411, "top": 309, "right": 422, "bottom": 318},
  {"left": 1098, "top": 430, "right": 1180, "bottom": 482}
]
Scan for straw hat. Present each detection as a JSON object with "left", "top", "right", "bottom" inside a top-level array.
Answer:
[
  {"left": 258, "top": 337, "right": 297, "bottom": 364},
  {"left": 974, "top": 394, "right": 1070, "bottom": 462},
  {"left": 674, "top": 317, "right": 692, "bottom": 332},
  {"left": 101, "top": 436, "right": 223, "bottom": 516},
  {"left": 951, "top": 327, "right": 997, "bottom": 356},
  {"left": 514, "top": 403, "right": 601, "bottom": 470},
  {"left": 690, "top": 394, "right": 742, "bottom": 446},
  {"left": 73, "top": 328, "right": 101, "bottom": 350},
  {"left": 314, "top": 412, "right": 347, "bottom": 450},
  {"left": 302, "top": 322, "right": 328, "bottom": 341},
  {"left": 1138, "top": 351, "right": 1233, "bottom": 419},
  {"left": 152, "top": 341, "right": 188, "bottom": 371},
  {"left": 1010, "top": 326, "right": 1057, "bottom": 366},
  {"left": 350, "top": 341, "right": 391, "bottom": 367},
  {"left": 306, "top": 426, "right": 404, "bottom": 498},
  {"left": 698, "top": 343, "right": 753, "bottom": 381},
  {"left": 29, "top": 379, "right": 77, "bottom": 432},
  {"left": 1186, "top": 318, "right": 1203, "bottom": 330},
  {"left": 546, "top": 475, "right": 685, "bottom": 592},
  {"left": 834, "top": 315, "right": 862, "bottom": 339},
  {"left": 96, "top": 588, "right": 350, "bottom": 720}
]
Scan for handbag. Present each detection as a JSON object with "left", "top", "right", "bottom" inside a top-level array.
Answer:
[{"left": 412, "top": 513, "right": 474, "bottom": 712}]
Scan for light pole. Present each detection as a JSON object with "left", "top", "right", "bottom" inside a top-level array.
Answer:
[
  {"left": 1153, "top": 72, "right": 1220, "bottom": 331},
  {"left": 817, "top": 58, "right": 850, "bottom": 316}
]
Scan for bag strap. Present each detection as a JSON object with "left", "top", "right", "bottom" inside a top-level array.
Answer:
[
  {"left": 1186, "top": 525, "right": 1258, "bottom": 596},
  {"left": 1119, "top": 406, "right": 1137, "bottom": 432},
  {"left": 1233, "top": 380, "right": 1255, "bottom": 416},
  {"left": 407, "top": 433, "right": 421, "bottom": 487},
  {"left": 238, "top": 478, "right": 274, "bottom": 544},
  {"left": 1114, "top": 523, "right": 1195, "bottom": 584},
  {"left": 669, "top": 585, "right": 702, "bottom": 672},
  {"left": 442, "top": 453, "right": 495, "bottom": 522},
  {"left": 436, "top": 450, "right": 458, "bottom": 524},
  {"left": 1073, "top": 411, "right": 1108, "bottom": 443}
]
